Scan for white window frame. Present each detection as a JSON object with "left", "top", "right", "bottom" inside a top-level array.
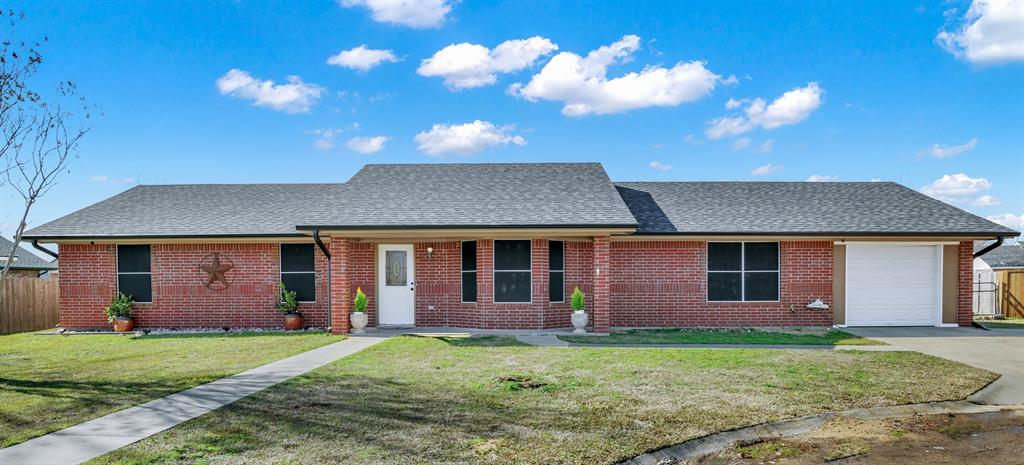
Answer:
[
  {"left": 549, "top": 240, "right": 565, "bottom": 303},
  {"left": 493, "top": 239, "right": 532, "bottom": 304},
  {"left": 460, "top": 240, "right": 477, "bottom": 304},
  {"left": 116, "top": 244, "right": 152, "bottom": 304},
  {"left": 280, "top": 244, "right": 316, "bottom": 304},
  {"left": 706, "top": 242, "right": 780, "bottom": 303}
]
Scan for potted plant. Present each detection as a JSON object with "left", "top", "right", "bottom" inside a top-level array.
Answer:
[
  {"left": 570, "top": 287, "right": 588, "bottom": 334},
  {"left": 276, "top": 282, "right": 303, "bottom": 330},
  {"left": 105, "top": 292, "right": 135, "bottom": 332},
  {"left": 351, "top": 287, "right": 368, "bottom": 334}
]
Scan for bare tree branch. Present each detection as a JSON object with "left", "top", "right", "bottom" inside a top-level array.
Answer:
[{"left": 1, "top": 10, "right": 90, "bottom": 281}]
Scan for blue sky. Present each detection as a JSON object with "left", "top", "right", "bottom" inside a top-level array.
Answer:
[{"left": 2, "top": 0, "right": 1022, "bottom": 245}]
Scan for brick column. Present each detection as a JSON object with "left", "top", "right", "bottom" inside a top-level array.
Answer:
[
  {"left": 330, "top": 237, "right": 351, "bottom": 334},
  {"left": 592, "top": 235, "right": 610, "bottom": 333},
  {"left": 958, "top": 241, "right": 973, "bottom": 326}
]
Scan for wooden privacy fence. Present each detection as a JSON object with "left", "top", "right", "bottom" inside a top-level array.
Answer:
[
  {"left": 0, "top": 277, "right": 59, "bottom": 335},
  {"left": 999, "top": 270, "right": 1024, "bottom": 319}
]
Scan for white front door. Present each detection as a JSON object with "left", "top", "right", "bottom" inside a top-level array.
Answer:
[
  {"left": 846, "top": 244, "right": 941, "bottom": 327},
  {"left": 378, "top": 244, "right": 415, "bottom": 326}
]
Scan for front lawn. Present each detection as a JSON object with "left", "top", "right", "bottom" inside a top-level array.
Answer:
[
  {"left": 0, "top": 331, "right": 343, "bottom": 448},
  {"left": 976, "top": 318, "right": 1024, "bottom": 329},
  {"left": 92, "top": 335, "right": 993, "bottom": 465},
  {"left": 559, "top": 328, "right": 883, "bottom": 345}
]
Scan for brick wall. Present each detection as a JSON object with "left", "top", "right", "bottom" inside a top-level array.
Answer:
[
  {"left": 958, "top": 241, "right": 973, "bottom": 326},
  {"left": 59, "top": 243, "right": 117, "bottom": 329},
  {"left": 608, "top": 240, "right": 834, "bottom": 327},
  {"left": 58, "top": 242, "right": 328, "bottom": 330},
  {"left": 58, "top": 237, "right": 850, "bottom": 331}
]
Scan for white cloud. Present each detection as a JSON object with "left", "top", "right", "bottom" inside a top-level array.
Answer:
[
  {"left": 987, "top": 213, "right": 1023, "bottom": 231},
  {"left": 418, "top": 37, "right": 558, "bottom": 90},
  {"left": 920, "top": 173, "right": 994, "bottom": 204},
  {"left": 924, "top": 137, "right": 978, "bottom": 158},
  {"left": 758, "top": 139, "right": 775, "bottom": 153},
  {"left": 89, "top": 175, "right": 136, "bottom": 185},
  {"left": 973, "top": 194, "right": 1002, "bottom": 206},
  {"left": 309, "top": 128, "right": 344, "bottom": 151},
  {"left": 725, "top": 98, "right": 744, "bottom": 110},
  {"left": 732, "top": 137, "right": 752, "bottom": 151},
  {"left": 751, "top": 163, "right": 782, "bottom": 176},
  {"left": 216, "top": 69, "right": 324, "bottom": 114},
  {"left": 414, "top": 120, "right": 526, "bottom": 156},
  {"left": 340, "top": 0, "right": 452, "bottom": 29},
  {"left": 345, "top": 136, "right": 389, "bottom": 154},
  {"left": 706, "top": 82, "right": 823, "bottom": 139},
  {"left": 649, "top": 161, "right": 673, "bottom": 171},
  {"left": 510, "top": 35, "right": 722, "bottom": 116},
  {"left": 806, "top": 174, "right": 840, "bottom": 182},
  {"left": 683, "top": 133, "right": 701, "bottom": 145},
  {"left": 326, "top": 45, "right": 399, "bottom": 71},
  {"left": 936, "top": 0, "right": 1024, "bottom": 64}
]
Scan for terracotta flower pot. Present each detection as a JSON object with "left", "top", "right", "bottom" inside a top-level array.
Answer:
[
  {"left": 571, "top": 311, "right": 588, "bottom": 334},
  {"left": 350, "top": 312, "right": 368, "bottom": 334},
  {"left": 113, "top": 317, "right": 134, "bottom": 333},
  {"left": 283, "top": 313, "right": 304, "bottom": 330}
]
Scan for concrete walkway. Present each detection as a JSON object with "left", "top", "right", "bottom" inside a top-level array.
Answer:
[
  {"left": 0, "top": 336, "right": 387, "bottom": 465},
  {"left": 620, "top": 400, "right": 1023, "bottom": 465},
  {"left": 845, "top": 327, "right": 1024, "bottom": 405}
]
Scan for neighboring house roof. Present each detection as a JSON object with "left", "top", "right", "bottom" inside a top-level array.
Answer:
[
  {"left": 974, "top": 241, "right": 1024, "bottom": 269},
  {"left": 0, "top": 236, "right": 58, "bottom": 270},
  {"left": 615, "top": 181, "right": 1018, "bottom": 236},
  {"left": 23, "top": 184, "right": 344, "bottom": 239},
  {"left": 296, "top": 163, "right": 637, "bottom": 229},
  {"left": 21, "top": 163, "right": 1020, "bottom": 240}
]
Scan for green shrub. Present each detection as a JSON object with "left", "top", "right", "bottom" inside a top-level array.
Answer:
[
  {"left": 570, "top": 287, "right": 585, "bottom": 312},
  {"left": 353, "top": 287, "right": 368, "bottom": 313},
  {"left": 275, "top": 282, "right": 299, "bottom": 314},
  {"left": 104, "top": 292, "right": 134, "bottom": 322}
]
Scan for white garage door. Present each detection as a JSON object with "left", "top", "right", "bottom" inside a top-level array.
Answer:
[{"left": 846, "top": 244, "right": 940, "bottom": 327}]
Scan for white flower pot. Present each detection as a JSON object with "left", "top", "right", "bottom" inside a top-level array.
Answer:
[
  {"left": 350, "top": 312, "right": 368, "bottom": 334},
  {"left": 571, "top": 311, "right": 588, "bottom": 334}
]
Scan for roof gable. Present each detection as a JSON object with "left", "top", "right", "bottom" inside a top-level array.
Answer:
[{"left": 298, "top": 163, "right": 637, "bottom": 229}]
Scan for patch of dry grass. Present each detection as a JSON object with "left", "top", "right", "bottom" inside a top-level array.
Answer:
[{"left": 90, "top": 336, "right": 995, "bottom": 465}]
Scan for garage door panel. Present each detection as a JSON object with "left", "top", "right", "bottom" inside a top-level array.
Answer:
[{"left": 846, "top": 244, "right": 939, "bottom": 327}]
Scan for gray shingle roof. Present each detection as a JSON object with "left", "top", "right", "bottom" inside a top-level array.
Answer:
[
  {"left": 22, "top": 164, "right": 1019, "bottom": 240},
  {"left": 297, "top": 163, "right": 638, "bottom": 229},
  {"left": 23, "top": 184, "right": 344, "bottom": 239},
  {"left": 1, "top": 236, "right": 58, "bottom": 270},
  {"left": 975, "top": 241, "right": 1024, "bottom": 268},
  {"left": 615, "top": 181, "right": 1019, "bottom": 236}
]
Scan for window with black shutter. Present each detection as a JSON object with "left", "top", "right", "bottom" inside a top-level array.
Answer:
[
  {"left": 707, "top": 242, "right": 779, "bottom": 302},
  {"left": 117, "top": 245, "right": 152, "bottom": 303},
  {"left": 281, "top": 244, "right": 316, "bottom": 303},
  {"left": 494, "top": 240, "right": 531, "bottom": 303},
  {"left": 549, "top": 241, "right": 564, "bottom": 302},
  {"left": 461, "top": 241, "right": 477, "bottom": 303}
]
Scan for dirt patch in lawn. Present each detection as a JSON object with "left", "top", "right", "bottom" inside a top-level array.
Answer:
[{"left": 687, "top": 409, "right": 1024, "bottom": 464}]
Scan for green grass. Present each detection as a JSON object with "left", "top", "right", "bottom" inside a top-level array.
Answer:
[
  {"left": 976, "top": 318, "right": 1024, "bottom": 329},
  {"left": 0, "top": 331, "right": 344, "bottom": 448},
  {"left": 559, "top": 328, "right": 884, "bottom": 346},
  {"left": 91, "top": 335, "right": 993, "bottom": 465}
]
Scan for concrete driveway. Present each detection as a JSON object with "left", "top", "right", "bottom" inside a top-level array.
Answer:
[{"left": 846, "top": 327, "right": 1024, "bottom": 405}]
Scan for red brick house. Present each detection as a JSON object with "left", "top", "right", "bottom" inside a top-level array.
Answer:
[{"left": 22, "top": 163, "right": 1019, "bottom": 333}]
